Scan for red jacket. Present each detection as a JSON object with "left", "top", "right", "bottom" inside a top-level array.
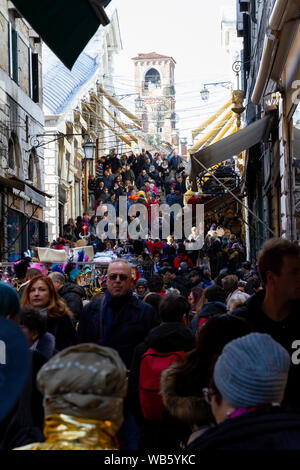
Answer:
[{"left": 174, "top": 253, "right": 193, "bottom": 269}]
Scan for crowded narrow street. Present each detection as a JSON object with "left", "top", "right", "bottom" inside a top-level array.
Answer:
[{"left": 1, "top": 0, "right": 300, "bottom": 460}]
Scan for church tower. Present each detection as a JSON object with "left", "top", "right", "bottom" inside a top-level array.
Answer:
[{"left": 132, "top": 52, "right": 178, "bottom": 150}]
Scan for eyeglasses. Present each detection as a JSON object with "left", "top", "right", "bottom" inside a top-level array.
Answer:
[
  {"left": 202, "top": 388, "right": 216, "bottom": 405},
  {"left": 108, "top": 273, "right": 130, "bottom": 281}
]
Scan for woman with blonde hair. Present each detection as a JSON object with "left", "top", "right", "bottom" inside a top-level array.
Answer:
[
  {"left": 67, "top": 218, "right": 76, "bottom": 236},
  {"left": 21, "top": 275, "right": 77, "bottom": 351}
]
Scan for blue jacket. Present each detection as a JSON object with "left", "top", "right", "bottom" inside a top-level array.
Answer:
[
  {"left": 78, "top": 294, "right": 157, "bottom": 369},
  {"left": 166, "top": 193, "right": 176, "bottom": 206}
]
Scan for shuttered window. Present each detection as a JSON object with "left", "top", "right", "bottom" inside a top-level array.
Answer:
[
  {"left": 28, "top": 49, "right": 39, "bottom": 102},
  {"left": 8, "top": 22, "right": 19, "bottom": 84}
]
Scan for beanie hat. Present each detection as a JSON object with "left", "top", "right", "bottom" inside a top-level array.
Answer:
[
  {"left": 0, "top": 282, "right": 21, "bottom": 319},
  {"left": 137, "top": 278, "right": 148, "bottom": 287},
  {"left": 37, "top": 344, "right": 127, "bottom": 429},
  {"left": 214, "top": 333, "right": 290, "bottom": 408}
]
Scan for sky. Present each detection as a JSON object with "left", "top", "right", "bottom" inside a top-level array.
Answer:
[{"left": 105, "top": 0, "right": 241, "bottom": 145}]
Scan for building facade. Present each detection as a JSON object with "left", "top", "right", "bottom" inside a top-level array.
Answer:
[
  {"left": 237, "top": 0, "right": 300, "bottom": 259},
  {"left": 43, "top": 11, "right": 122, "bottom": 242},
  {"left": 0, "top": 0, "right": 47, "bottom": 261},
  {"left": 132, "top": 52, "right": 178, "bottom": 151}
]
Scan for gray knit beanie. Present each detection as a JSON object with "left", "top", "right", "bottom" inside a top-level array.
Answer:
[{"left": 213, "top": 333, "right": 290, "bottom": 408}]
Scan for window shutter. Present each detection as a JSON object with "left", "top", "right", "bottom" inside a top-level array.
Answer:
[
  {"left": 28, "top": 48, "right": 33, "bottom": 98},
  {"left": 12, "top": 29, "right": 19, "bottom": 84},
  {"left": 32, "top": 53, "right": 39, "bottom": 103},
  {"left": 8, "top": 22, "right": 13, "bottom": 78}
]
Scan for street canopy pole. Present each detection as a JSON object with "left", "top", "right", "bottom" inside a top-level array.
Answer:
[{"left": 192, "top": 157, "right": 276, "bottom": 237}]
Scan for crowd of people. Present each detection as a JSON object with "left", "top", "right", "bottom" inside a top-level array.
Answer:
[
  {"left": 1, "top": 146, "right": 300, "bottom": 452},
  {"left": 56, "top": 147, "right": 241, "bottom": 250},
  {"left": 1, "top": 234, "right": 300, "bottom": 451}
]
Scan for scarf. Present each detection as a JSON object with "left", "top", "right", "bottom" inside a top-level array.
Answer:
[{"left": 102, "top": 289, "right": 133, "bottom": 340}]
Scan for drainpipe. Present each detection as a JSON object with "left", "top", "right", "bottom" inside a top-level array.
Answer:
[{"left": 251, "top": 0, "right": 290, "bottom": 105}]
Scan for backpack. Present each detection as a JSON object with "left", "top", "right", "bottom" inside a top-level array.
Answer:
[
  {"left": 139, "top": 347, "right": 184, "bottom": 421},
  {"left": 196, "top": 317, "right": 208, "bottom": 332}
]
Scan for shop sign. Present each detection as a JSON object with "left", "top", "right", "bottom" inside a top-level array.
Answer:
[{"left": 59, "top": 186, "right": 67, "bottom": 203}]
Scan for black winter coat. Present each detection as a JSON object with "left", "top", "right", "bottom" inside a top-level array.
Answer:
[
  {"left": 78, "top": 295, "right": 157, "bottom": 369},
  {"left": 128, "top": 322, "right": 195, "bottom": 450},
  {"left": 59, "top": 282, "right": 85, "bottom": 322},
  {"left": 232, "top": 290, "right": 300, "bottom": 409},
  {"left": 46, "top": 315, "right": 78, "bottom": 352},
  {"left": 0, "top": 351, "right": 46, "bottom": 449},
  {"left": 186, "top": 407, "right": 300, "bottom": 451},
  {"left": 170, "top": 275, "right": 191, "bottom": 298}
]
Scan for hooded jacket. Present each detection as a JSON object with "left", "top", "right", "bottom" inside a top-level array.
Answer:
[
  {"left": 59, "top": 282, "right": 85, "bottom": 323},
  {"left": 127, "top": 322, "right": 195, "bottom": 424},
  {"left": 190, "top": 301, "right": 227, "bottom": 335}
]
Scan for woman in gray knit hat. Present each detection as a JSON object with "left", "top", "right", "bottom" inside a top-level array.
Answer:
[{"left": 187, "top": 333, "right": 300, "bottom": 451}]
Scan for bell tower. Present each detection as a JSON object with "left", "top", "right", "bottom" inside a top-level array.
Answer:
[{"left": 132, "top": 52, "right": 178, "bottom": 150}]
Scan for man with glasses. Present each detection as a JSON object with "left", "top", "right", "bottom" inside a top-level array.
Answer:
[{"left": 78, "top": 260, "right": 157, "bottom": 370}]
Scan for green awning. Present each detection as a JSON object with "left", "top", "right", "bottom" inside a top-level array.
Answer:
[{"left": 11, "top": 0, "right": 111, "bottom": 70}]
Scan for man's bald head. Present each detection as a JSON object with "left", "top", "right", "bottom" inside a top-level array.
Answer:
[{"left": 107, "top": 261, "right": 133, "bottom": 297}]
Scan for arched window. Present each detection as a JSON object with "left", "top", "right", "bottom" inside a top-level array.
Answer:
[
  {"left": 144, "top": 68, "right": 161, "bottom": 90},
  {"left": 27, "top": 149, "right": 40, "bottom": 187},
  {"left": 7, "top": 133, "right": 23, "bottom": 177}
]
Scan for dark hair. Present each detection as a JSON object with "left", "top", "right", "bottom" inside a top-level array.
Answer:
[
  {"left": 148, "top": 275, "right": 164, "bottom": 293},
  {"left": 245, "top": 277, "right": 261, "bottom": 295},
  {"left": 89, "top": 215, "right": 98, "bottom": 226},
  {"left": 19, "top": 306, "right": 47, "bottom": 338},
  {"left": 159, "top": 294, "right": 190, "bottom": 322},
  {"left": 143, "top": 292, "right": 162, "bottom": 317},
  {"left": 14, "top": 259, "right": 30, "bottom": 279},
  {"left": 258, "top": 238, "right": 300, "bottom": 284},
  {"left": 204, "top": 285, "right": 226, "bottom": 303},
  {"left": 190, "top": 286, "right": 204, "bottom": 306},
  {"left": 213, "top": 272, "right": 228, "bottom": 288}
]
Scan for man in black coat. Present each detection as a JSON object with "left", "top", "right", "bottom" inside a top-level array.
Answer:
[
  {"left": 232, "top": 238, "right": 300, "bottom": 409},
  {"left": 49, "top": 272, "right": 85, "bottom": 323},
  {"left": 78, "top": 260, "right": 157, "bottom": 370}
]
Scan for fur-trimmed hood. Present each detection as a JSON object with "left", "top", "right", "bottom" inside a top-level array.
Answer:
[{"left": 160, "top": 362, "right": 213, "bottom": 427}]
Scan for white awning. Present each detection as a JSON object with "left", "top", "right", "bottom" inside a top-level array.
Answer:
[
  {"left": 191, "top": 113, "right": 270, "bottom": 166},
  {"left": 190, "top": 114, "right": 272, "bottom": 191}
]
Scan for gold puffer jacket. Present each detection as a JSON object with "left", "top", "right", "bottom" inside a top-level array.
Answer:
[{"left": 14, "top": 414, "right": 120, "bottom": 450}]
